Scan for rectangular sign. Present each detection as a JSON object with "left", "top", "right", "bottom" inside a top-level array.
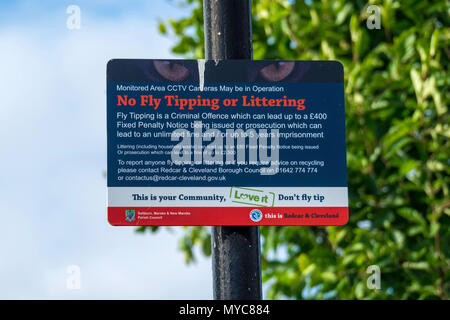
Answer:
[{"left": 107, "top": 59, "right": 348, "bottom": 225}]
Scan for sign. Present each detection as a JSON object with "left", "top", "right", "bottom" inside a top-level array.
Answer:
[{"left": 107, "top": 60, "right": 348, "bottom": 225}]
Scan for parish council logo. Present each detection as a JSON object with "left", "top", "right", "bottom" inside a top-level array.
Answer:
[
  {"left": 250, "top": 209, "right": 263, "bottom": 222},
  {"left": 125, "top": 209, "right": 135, "bottom": 222}
]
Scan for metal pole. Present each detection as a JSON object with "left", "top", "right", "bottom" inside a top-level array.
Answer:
[{"left": 203, "top": 0, "right": 262, "bottom": 300}]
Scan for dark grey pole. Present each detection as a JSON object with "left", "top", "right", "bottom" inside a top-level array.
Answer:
[{"left": 203, "top": 0, "right": 262, "bottom": 300}]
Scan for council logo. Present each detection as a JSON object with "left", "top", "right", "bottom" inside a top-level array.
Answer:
[
  {"left": 250, "top": 209, "right": 263, "bottom": 222},
  {"left": 125, "top": 209, "right": 135, "bottom": 223}
]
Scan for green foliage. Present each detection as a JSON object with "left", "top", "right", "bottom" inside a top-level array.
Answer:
[{"left": 140, "top": 0, "right": 449, "bottom": 299}]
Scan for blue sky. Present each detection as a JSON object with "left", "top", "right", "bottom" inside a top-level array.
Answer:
[{"left": 0, "top": 0, "right": 214, "bottom": 299}]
